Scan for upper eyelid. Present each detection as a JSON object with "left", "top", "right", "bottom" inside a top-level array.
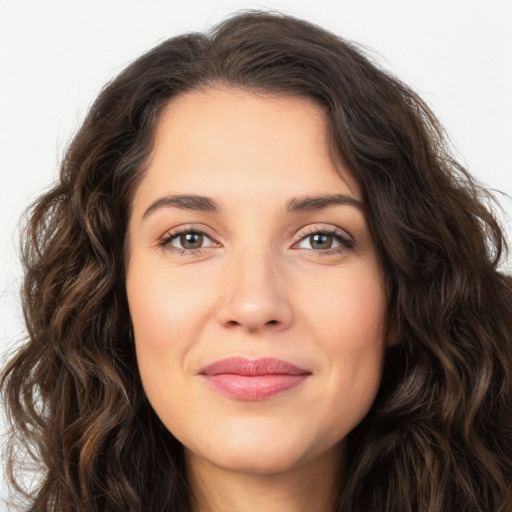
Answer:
[
  {"left": 294, "top": 224, "right": 353, "bottom": 242},
  {"left": 160, "top": 224, "right": 217, "bottom": 240}
]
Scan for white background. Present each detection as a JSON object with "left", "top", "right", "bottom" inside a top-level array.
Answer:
[{"left": 1, "top": 0, "right": 511, "bottom": 507}]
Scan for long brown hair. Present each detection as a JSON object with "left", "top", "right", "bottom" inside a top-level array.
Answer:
[{"left": 2, "top": 10, "right": 511, "bottom": 512}]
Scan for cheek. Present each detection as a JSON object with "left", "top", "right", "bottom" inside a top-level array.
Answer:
[
  {"left": 303, "top": 262, "right": 387, "bottom": 348},
  {"left": 126, "top": 264, "right": 195, "bottom": 394},
  {"left": 127, "top": 264, "right": 213, "bottom": 353},
  {"left": 125, "top": 264, "right": 208, "bottom": 425},
  {"left": 125, "top": 257, "right": 229, "bottom": 417},
  {"left": 299, "top": 264, "right": 387, "bottom": 423}
]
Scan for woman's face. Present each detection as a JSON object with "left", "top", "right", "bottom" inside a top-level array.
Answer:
[{"left": 126, "top": 87, "right": 388, "bottom": 477}]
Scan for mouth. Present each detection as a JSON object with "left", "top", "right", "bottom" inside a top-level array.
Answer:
[{"left": 199, "top": 357, "right": 312, "bottom": 401}]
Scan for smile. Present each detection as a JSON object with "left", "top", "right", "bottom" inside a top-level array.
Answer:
[{"left": 199, "top": 357, "right": 312, "bottom": 400}]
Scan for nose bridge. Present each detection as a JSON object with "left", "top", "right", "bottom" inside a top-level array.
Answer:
[
  {"left": 234, "top": 244, "right": 275, "bottom": 294},
  {"left": 217, "top": 240, "right": 292, "bottom": 332}
]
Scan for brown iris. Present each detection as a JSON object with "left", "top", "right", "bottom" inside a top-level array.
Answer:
[
  {"left": 179, "top": 232, "right": 204, "bottom": 249},
  {"left": 309, "top": 233, "right": 333, "bottom": 250}
]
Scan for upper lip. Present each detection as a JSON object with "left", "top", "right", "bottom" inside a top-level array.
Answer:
[{"left": 199, "top": 357, "right": 311, "bottom": 376}]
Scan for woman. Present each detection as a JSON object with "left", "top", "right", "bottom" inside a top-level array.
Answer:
[{"left": 2, "top": 10, "right": 511, "bottom": 512}]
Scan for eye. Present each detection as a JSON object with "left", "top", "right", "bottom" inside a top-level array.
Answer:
[
  {"left": 159, "top": 229, "right": 217, "bottom": 252},
  {"left": 295, "top": 229, "right": 354, "bottom": 253},
  {"left": 298, "top": 232, "right": 338, "bottom": 250}
]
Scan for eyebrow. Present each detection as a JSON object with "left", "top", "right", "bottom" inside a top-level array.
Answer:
[
  {"left": 142, "top": 194, "right": 221, "bottom": 219},
  {"left": 286, "top": 194, "right": 364, "bottom": 213},
  {"left": 142, "top": 192, "right": 364, "bottom": 219}
]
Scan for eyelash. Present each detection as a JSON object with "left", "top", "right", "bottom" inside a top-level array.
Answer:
[
  {"left": 157, "top": 225, "right": 354, "bottom": 256},
  {"left": 158, "top": 226, "right": 218, "bottom": 255},
  {"left": 293, "top": 227, "right": 354, "bottom": 255}
]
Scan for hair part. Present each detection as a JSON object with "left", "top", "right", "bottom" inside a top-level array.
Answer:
[{"left": 2, "top": 9, "right": 512, "bottom": 512}]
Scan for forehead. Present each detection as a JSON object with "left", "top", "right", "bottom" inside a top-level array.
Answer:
[{"left": 132, "top": 87, "right": 360, "bottom": 213}]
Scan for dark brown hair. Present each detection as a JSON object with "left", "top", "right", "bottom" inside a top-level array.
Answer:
[{"left": 2, "top": 10, "right": 511, "bottom": 512}]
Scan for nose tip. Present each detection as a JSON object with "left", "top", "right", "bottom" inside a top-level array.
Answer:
[{"left": 216, "top": 256, "right": 293, "bottom": 333}]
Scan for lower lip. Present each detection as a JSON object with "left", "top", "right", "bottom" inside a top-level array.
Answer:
[{"left": 203, "top": 374, "right": 309, "bottom": 400}]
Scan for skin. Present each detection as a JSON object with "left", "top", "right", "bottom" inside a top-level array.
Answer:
[{"left": 126, "top": 87, "right": 389, "bottom": 512}]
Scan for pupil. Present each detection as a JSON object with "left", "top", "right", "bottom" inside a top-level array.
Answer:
[
  {"left": 311, "top": 233, "right": 332, "bottom": 249},
  {"left": 181, "top": 232, "right": 203, "bottom": 249}
]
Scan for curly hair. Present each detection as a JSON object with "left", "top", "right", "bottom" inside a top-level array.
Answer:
[{"left": 2, "top": 10, "right": 511, "bottom": 512}]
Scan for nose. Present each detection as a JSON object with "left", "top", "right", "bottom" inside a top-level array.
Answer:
[{"left": 216, "top": 247, "right": 294, "bottom": 333}]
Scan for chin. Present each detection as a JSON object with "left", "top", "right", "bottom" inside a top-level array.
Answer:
[
  {"left": 190, "top": 447, "right": 307, "bottom": 476},
  {"left": 184, "top": 422, "right": 340, "bottom": 476}
]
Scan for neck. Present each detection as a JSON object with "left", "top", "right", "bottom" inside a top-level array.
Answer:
[{"left": 186, "top": 446, "right": 343, "bottom": 512}]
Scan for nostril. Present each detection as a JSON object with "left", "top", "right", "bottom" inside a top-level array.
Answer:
[{"left": 223, "top": 318, "right": 280, "bottom": 330}]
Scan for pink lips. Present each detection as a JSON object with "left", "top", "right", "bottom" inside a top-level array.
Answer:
[{"left": 199, "top": 357, "right": 311, "bottom": 400}]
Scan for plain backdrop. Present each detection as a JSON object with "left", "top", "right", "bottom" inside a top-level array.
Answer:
[{"left": 1, "top": 0, "right": 511, "bottom": 508}]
